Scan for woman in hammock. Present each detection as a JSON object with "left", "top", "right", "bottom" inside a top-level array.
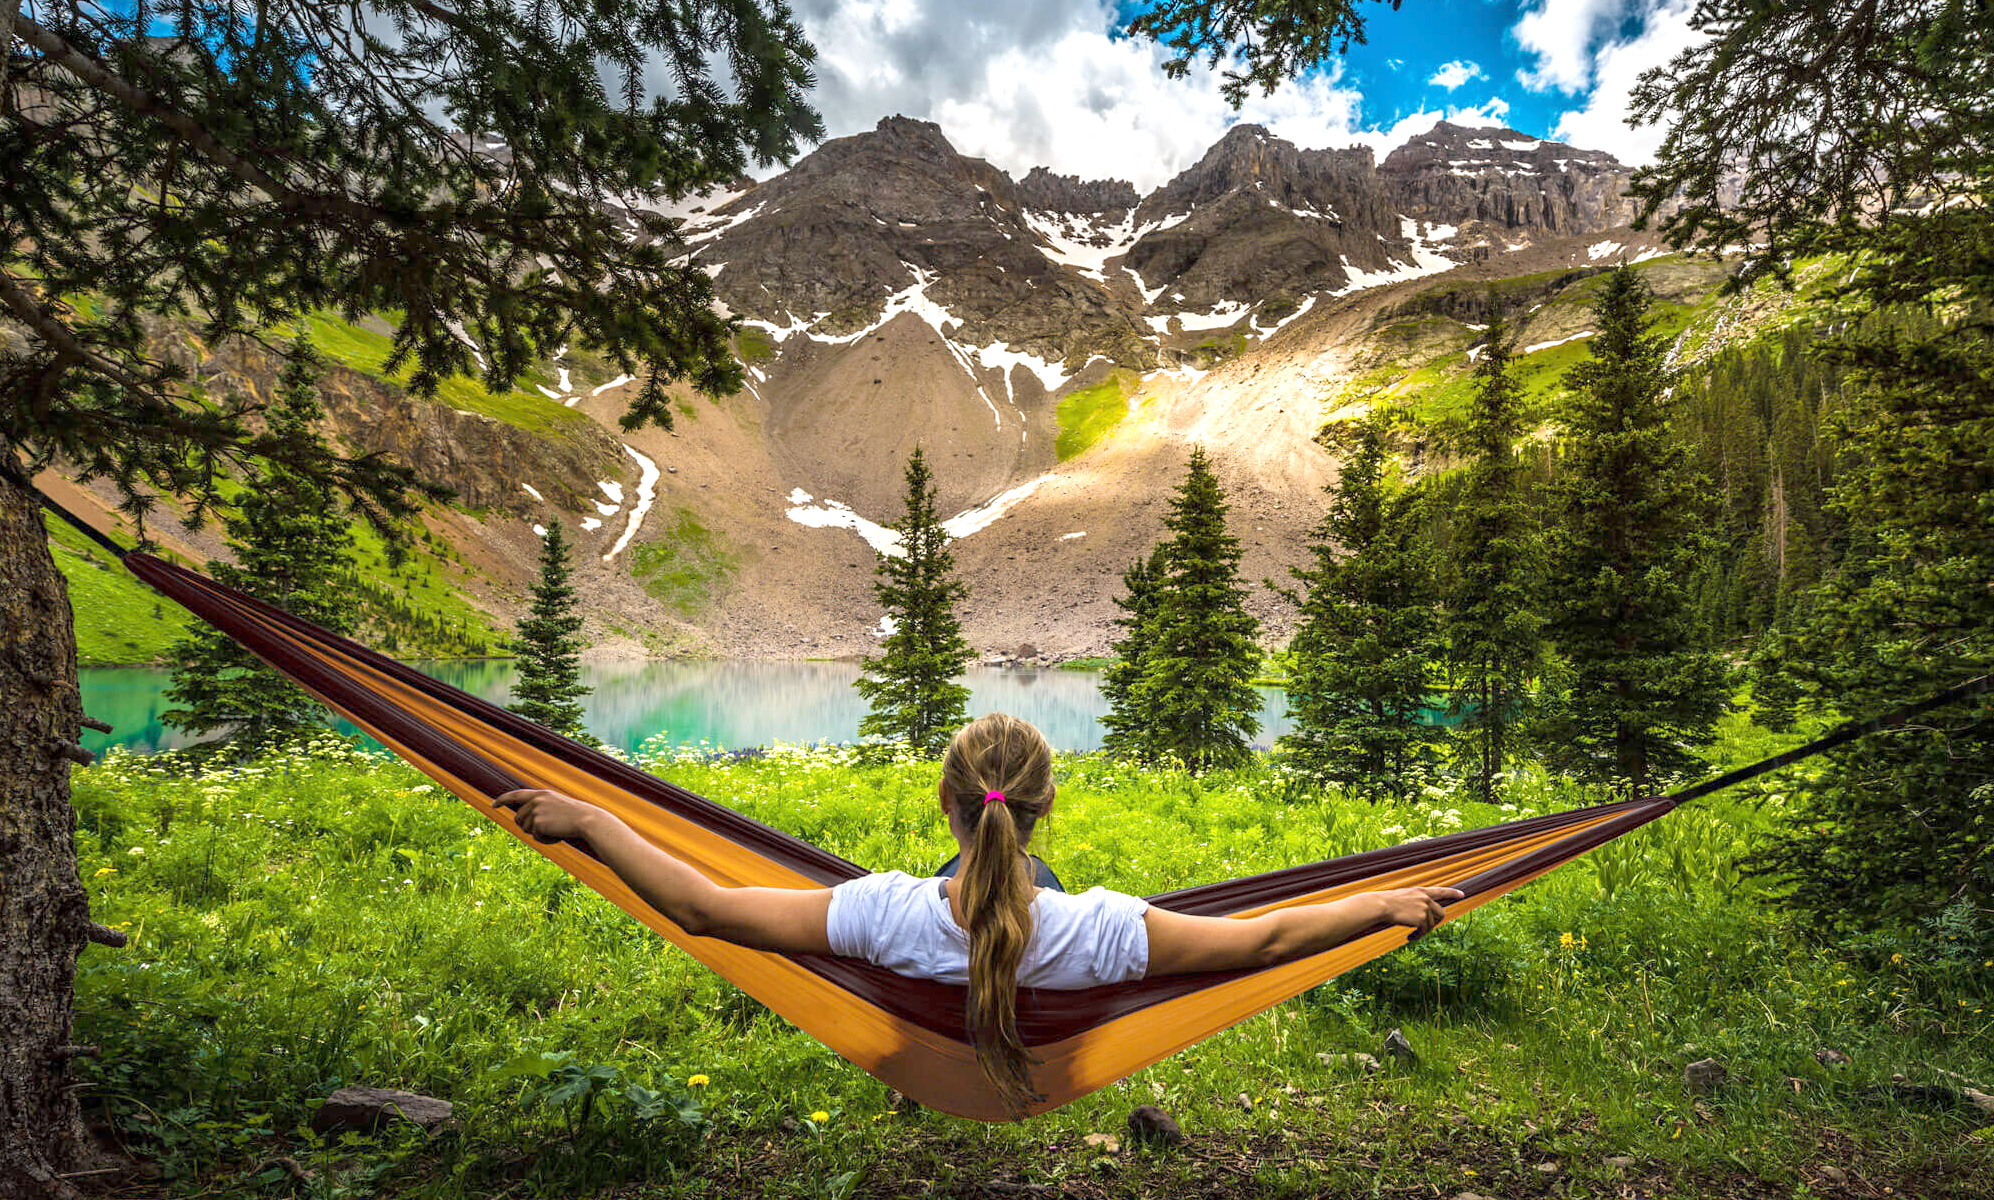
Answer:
[{"left": 497, "top": 712, "right": 1460, "bottom": 1112}]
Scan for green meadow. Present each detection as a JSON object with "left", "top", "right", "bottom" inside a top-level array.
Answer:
[{"left": 69, "top": 712, "right": 1993, "bottom": 1197}]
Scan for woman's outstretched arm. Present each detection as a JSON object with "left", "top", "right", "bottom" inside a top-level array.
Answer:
[
  {"left": 495, "top": 789, "right": 834, "bottom": 954},
  {"left": 1142, "top": 887, "right": 1464, "bottom": 977}
]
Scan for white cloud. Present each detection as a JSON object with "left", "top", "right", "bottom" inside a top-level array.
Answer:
[
  {"left": 1513, "top": 0, "right": 1631, "bottom": 93},
  {"left": 1428, "top": 60, "right": 1485, "bottom": 91},
  {"left": 1365, "top": 98, "right": 1514, "bottom": 152},
  {"left": 786, "top": 0, "right": 1522, "bottom": 191},
  {"left": 1543, "top": 1, "right": 1704, "bottom": 165}
]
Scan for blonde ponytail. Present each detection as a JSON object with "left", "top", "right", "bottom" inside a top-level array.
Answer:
[{"left": 942, "top": 713, "right": 1055, "bottom": 1117}]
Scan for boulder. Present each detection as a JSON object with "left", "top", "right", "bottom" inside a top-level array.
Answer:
[
  {"left": 311, "top": 1086, "right": 455, "bottom": 1135},
  {"left": 1383, "top": 1028, "right": 1418, "bottom": 1064},
  {"left": 1684, "top": 1058, "right": 1727, "bottom": 1096}
]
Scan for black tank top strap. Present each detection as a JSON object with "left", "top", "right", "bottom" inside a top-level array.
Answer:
[{"left": 933, "top": 852, "right": 1066, "bottom": 893}]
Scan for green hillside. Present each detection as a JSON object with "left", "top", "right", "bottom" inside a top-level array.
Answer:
[
  {"left": 301, "top": 313, "right": 600, "bottom": 444},
  {"left": 52, "top": 501, "right": 507, "bottom": 667},
  {"left": 47, "top": 514, "right": 192, "bottom": 667}
]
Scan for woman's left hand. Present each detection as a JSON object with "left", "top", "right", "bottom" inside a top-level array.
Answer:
[{"left": 494, "top": 788, "right": 605, "bottom": 842}]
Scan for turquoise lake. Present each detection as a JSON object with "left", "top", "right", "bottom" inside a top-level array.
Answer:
[{"left": 78, "top": 660, "right": 1319, "bottom": 756}]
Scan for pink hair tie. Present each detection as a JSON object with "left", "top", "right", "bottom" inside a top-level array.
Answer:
[{"left": 983, "top": 790, "right": 1006, "bottom": 805}]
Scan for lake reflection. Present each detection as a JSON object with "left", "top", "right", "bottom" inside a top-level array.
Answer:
[{"left": 77, "top": 660, "right": 1301, "bottom": 756}]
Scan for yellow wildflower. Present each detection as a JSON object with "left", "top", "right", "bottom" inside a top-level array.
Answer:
[
  {"left": 93, "top": 867, "right": 116, "bottom": 878},
  {"left": 810, "top": 1110, "right": 830, "bottom": 1124},
  {"left": 1559, "top": 932, "right": 1575, "bottom": 948},
  {"left": 1890, "top": 953, "right": 1903, "bottom": 964},
  {"left": 688, "top": 1074, "right": 709, "bottom": 1087}
]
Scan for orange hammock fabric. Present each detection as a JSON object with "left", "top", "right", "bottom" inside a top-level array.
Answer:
[{"left": 126, "top": 552, "right": 1677, "bottom": 1120}]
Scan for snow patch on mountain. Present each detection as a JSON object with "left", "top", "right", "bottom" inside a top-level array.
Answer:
[
  {"left": 1331, "top": 218, "right": 1460, "bottom": 294},
  {"left": 1257, "top": 295, "right": 1318, "bottom": 336},
  {"left": 1023, "top": 210, "right": 1137, "bottom": 282},
  {"left": 975, "top": 341, "right": 1069, "bottom": 395},
  {"left": 603, "top": 445, "right": 659, "bottom": 562},
  {"left": 941, "top": 475, "right": 1050, "bottom": 539},
  {"left": 786, "top": 473, "right": 1055, "bottom": 555},
  {"left": 1150, "top": 300, "right": 1251, "bottom": 333},
  {"left": 743, "top": 263, "right": 1019, "bottom": 427},
  {"left": 785, "top": 492, "right": 904, "bottom": 556},
  {"left": 1523, "top": 331, "right": 1596, "bottom": 354}
]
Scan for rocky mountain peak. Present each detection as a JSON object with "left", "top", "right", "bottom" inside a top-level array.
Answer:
[
  {"left": 1016, "top": 167, "right": 1138, "bottom": 217},
  {"left": 1382, "top": 121, "right": 1622, "bottom": 175},
  {"left": 1139, "top": 124, "right": 1379, "bottom": 221},
  {"left": 1380, "top": 120, "right": 1635, "bottom": 238}
]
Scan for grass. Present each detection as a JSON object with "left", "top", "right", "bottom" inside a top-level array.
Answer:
[
  {"left": 1329, "top": 289, "right": 1717, "bottom": 433},
  {"left": 47, "top": 513, "right": 191, "bottom": 666},
  {"left": 68, "top": 713, "right": 1994, "bottom": 1197},
  {"left": 627, "top": 507, "right": 740, "bottom": 617},
  {"left": 736, "top": 326, "right": 777, "bottom": 365},
  {"left": 1057, "top": 656, "right": 1115, "bottom": 671},
  {"left": 301, "top": 312, "right": 599, "bottom": 445},
  {"left": 1055, "top": 374, "right": 1133, "bottom": 461},
  {"left": 341, "top": 518, "right": 509, "bottom": 657},
  {"left": 50, "top": 480, "right": 505, "bottom": 664},
  {"left": 1187, "top": 330, "right": 1250, "bottom": 370}
]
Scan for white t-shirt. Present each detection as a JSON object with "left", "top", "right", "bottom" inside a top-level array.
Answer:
[{"left": 826, "top": 870, "right": 1151, "bottom": 988}]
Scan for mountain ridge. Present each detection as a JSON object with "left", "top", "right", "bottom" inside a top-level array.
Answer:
[{"left": 55, "top": 115, "right": 1759, "bottom": 667}]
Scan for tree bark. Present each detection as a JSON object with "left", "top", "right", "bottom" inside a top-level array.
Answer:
[{"left": 0, "top": 463, "right": 96, "bottom": 1199}]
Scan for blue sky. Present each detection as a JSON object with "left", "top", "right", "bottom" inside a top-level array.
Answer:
[
  {"left": 1330, "top": 2, "right": 1560, "bottom": 135},
  {"left": 787, "top": 0, "right": 1704, "bottom": 190}
]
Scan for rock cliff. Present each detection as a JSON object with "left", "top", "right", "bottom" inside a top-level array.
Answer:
[{"left": 1379, "top": 120, "right": 1636, "bottom": 244}]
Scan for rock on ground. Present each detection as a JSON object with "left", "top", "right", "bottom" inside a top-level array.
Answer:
[
  {"left": 1684, "top": 1058, "right": 1727, "bottom": 1096},
  {"left": 1126, "top": 1104, "right": 1183, "bottom": 1148},
  {"left": 311, "top": 1087, "right": 455, "bottom": 1135}
]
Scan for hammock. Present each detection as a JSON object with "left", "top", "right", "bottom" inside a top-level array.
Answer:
[{"left": 94, "top": 545, "right": 1986, "bottom": 1121}]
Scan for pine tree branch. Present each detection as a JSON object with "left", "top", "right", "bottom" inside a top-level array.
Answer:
[
  {"left": 10, "top": 12, "right": 470, "bottom": 237},
  {"left": 0, "top": 269, "right": 151, "bottom": 392}
]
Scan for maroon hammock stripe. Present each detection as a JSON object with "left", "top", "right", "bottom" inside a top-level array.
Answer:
[{"left": 125, "top": 552, "right": 1675, "bottom": 1046}]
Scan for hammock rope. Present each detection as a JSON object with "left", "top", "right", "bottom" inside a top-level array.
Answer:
[{"left": 38, "top": 489, "right": 1992, "bottom": 1119}]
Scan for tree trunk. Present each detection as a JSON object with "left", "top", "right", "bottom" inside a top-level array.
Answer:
[{"left": 0, "top": 464, "right": 97, "bottom": 1199}]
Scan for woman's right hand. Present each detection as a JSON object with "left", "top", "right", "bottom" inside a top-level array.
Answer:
[
  {"left": 1371, "top": 886, "right": 1465, "bottom": 940},
  {"left": 495, "top": 788, "right": 609, "bottom": 843}
]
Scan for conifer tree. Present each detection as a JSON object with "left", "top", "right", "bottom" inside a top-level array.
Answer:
[
  {"left": 1141, "top": 446, "right": 1263, "bottom": 772},
  {"left": 1100, "top": 545, "right": 1169, "bottom": 761},
  {"left": 1538, "top": 267, "right": 1729, "bottom": 796},
  {"left": 1634, "top": 0, "right": 1993, "bottom": 941},
  {"left": 1747, "top": 624, "right": 1802, "bottom": 734},
  {"left": 856, "top": 448, "right": 973, "bottom": 754},
  {"left": 1281, "top": 412, "right": 1442, "bottom": 802},
  {"left": 3, "top": 8, "right": 821, "bottom": 1181},
  {"left": 509, "top": 522, "right": 591, "bottom": 739},
  {"left": 162, "top": 346, "right": 356, "bottom": 750},
  {"left": 1445, "top": 314, "right": 1546, "bottom": 802}
]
